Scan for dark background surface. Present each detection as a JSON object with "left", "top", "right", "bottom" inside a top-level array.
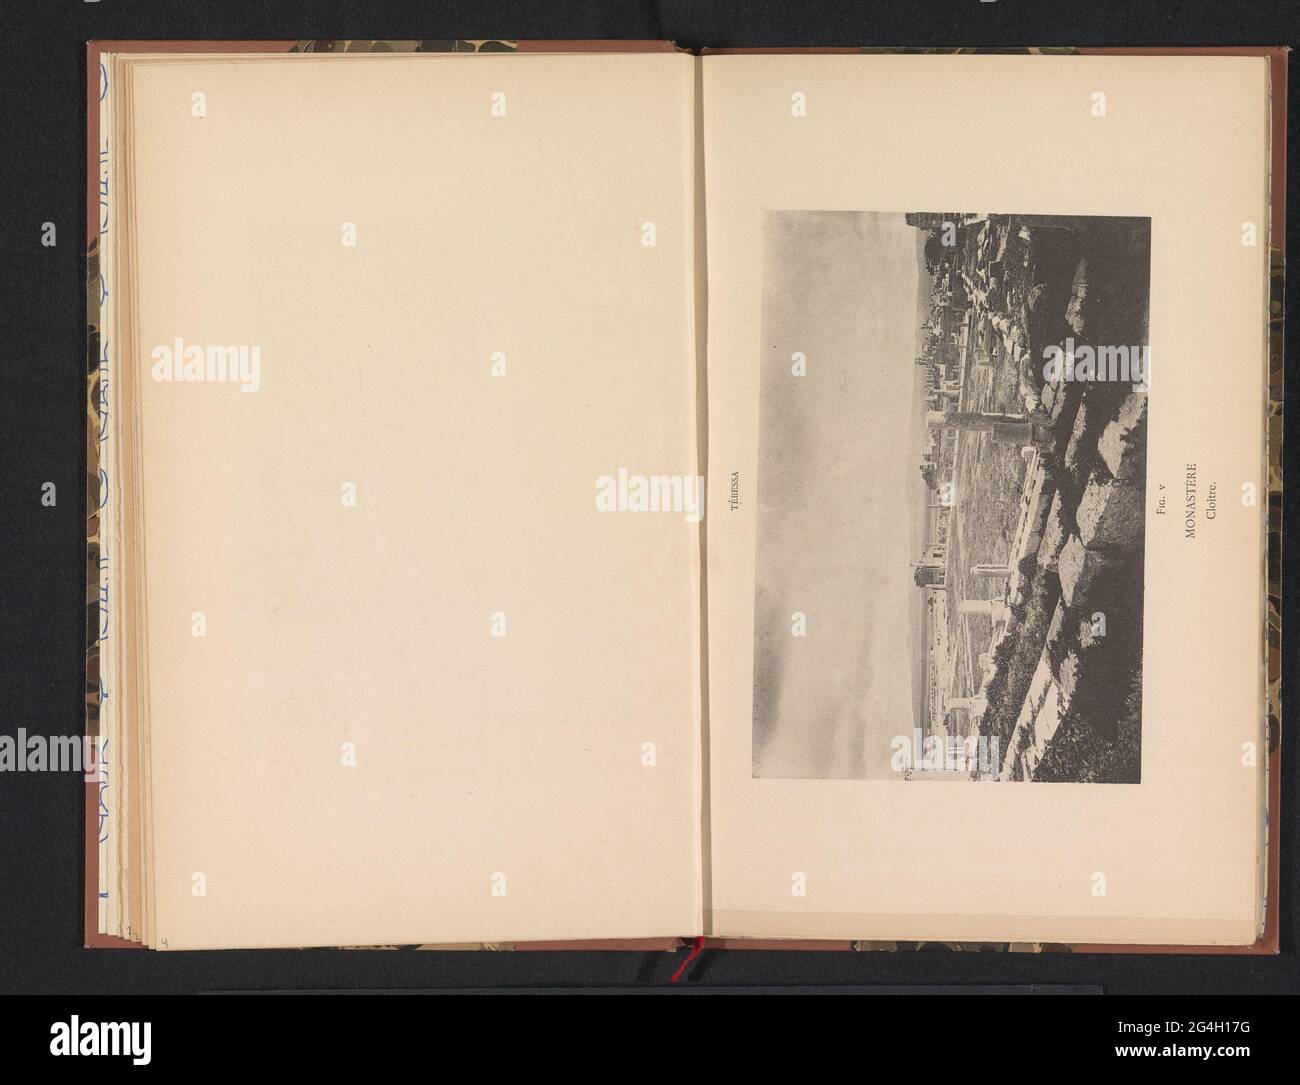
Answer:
[{"left": 0, "top": 0, "right": 1296, "bottom": 994}]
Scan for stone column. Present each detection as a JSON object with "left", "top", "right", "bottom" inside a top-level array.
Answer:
[{"left": 958, "top": 598, "right": 1009, "bottom": 624}]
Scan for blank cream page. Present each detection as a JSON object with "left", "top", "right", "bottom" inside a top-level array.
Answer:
[
  {"left": 122, "top": 52, "right": 701, "bottom": 948},
  {"left": 703, "top": 54, "right": 1269, "bottom": 944}
]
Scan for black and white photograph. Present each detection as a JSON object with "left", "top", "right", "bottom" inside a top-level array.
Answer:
[{"left": 753, "top": 210, "right": 1151, "bottom": 783}]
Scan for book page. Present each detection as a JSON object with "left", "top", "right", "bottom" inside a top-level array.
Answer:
[
  {"left": 119, "top": 51, "right": 702, "bottom": 948},
  {"left": 702, "top": 54, "right": 1270, "bottom": 943}
]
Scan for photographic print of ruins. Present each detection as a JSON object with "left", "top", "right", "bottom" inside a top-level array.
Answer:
[{"left": 752, "top": 210, "right": 1149, "bottom": 783}]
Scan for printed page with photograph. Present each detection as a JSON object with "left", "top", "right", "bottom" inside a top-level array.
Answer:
[
  {"left": 88, "top": 43, "right": 1278, "bottom": 952},
  {"left": 702, "top": 53, "right": 1271, "bottom": 944}
]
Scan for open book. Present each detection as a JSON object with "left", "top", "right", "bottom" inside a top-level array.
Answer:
[{"left": 87, "top": 40, "right": 1283, "bottom": 952}]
